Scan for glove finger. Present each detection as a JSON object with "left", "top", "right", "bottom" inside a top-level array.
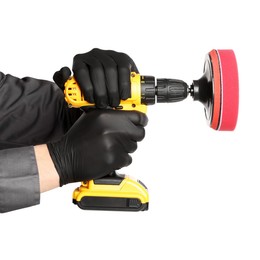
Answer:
[
  {"left": 89, "top": 64, "right": 108, "bottom": 108},
  {"left": 53, "top": 66, "right": 71, "bottom": 90},
  {"left": 130, "top": 126, "right": 146, "bottom": 142},
  {"left": 106, "top": 50, "right": 135, "bottom": 100},
  {"left": 117, "top": 135, "right": 138, "bottom": 153},
  {"left": 73, "top": 67, "right": 95, "bottom": 104},
  {"left": 91, "top": 49, "right": 120, "bottom": 107},
  {"left": 118, "top": 66, "right": 131, "bottom": 100},
  {"left": 73, "top": 55, "right": 97, "bottom": 104},
  {"left": 115, "top": 111, "right": 147, "bottom": 142},
  {"left": 124, "top": 140, "right": 138, "bottom": 153},
  {"left": 124, "top": 154, "right": 133, "bottom": 167},
  {"left": 74, "top": 54, "right": 108, "bottom": 108},
  {"left": 105, "top": 50, "right": 139, "bottom": 72},
  {"left": 130, "top": 61, "right": 139, "bottom": 73},
  {"left": 116, "top": 154, "right": 132, "bottom": 169},
  {"left": 123, "top": 111, "right": 148, "bottom": 127}
]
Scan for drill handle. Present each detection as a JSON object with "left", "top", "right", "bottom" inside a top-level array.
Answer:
[{"left": 64, "top": 73, "right": 147, "bottom": 114}]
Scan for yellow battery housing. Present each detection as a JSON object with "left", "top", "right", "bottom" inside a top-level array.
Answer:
[{"left": 73, "top": 172, "right": 149, "bottom": 211}]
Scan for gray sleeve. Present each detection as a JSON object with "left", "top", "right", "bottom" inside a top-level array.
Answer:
[{"left": 0, "top": 146, "right": 40, "bottom": 213}]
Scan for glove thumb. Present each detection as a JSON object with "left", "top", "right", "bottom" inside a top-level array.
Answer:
[{"left": 53, "top": 66, "right": 72, "bottom": 90}]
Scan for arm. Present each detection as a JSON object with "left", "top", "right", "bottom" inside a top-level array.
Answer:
[
  {"left": 0, "top": 146, "right": 40, "bottom": 213},
  {"left": 0, "top": 145, "right": 59, "bottom": 213},
  {"left": 34, "top": 145, "right": 59, "bottom": 193},
  {"left": 0, "top": 72, "right": 81, "bottom": 150}
]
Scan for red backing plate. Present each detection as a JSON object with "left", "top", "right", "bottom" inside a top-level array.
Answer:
[
  {"left": 209, "top": 49, "right": 239, "bottom": 131},
  {"left": 209, "top": 50, "right": 221, "bottom": 130}
]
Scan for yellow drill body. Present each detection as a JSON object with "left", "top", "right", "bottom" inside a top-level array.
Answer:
[{"left": 64, "top": 72, "right": 147, "bottom": 113}]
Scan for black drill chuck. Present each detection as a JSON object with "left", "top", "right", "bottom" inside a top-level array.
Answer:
[
  {"left": 140, "top": 76, "right": 189, "bottom": 105},
  {"left": 156, "top": 78, "right": 188, "bottom": 103}
]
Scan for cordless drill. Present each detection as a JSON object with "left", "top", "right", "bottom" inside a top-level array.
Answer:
[{"left": 64, "top": 49, "right": 239, "bottom": 211}]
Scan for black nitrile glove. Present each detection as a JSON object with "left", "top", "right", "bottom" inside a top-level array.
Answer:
[
  {"left": 53, "top": 48, "right": 139, "bottom": 108},
  {"left": 47, "top": 109, "right": 148, "bottom": 186}
]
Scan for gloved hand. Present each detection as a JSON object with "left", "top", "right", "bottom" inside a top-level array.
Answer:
[
  {"left": 47, "top": 109, "right": 148, "bottom": 186},
  {"left": 53, "top": 48, "right": 139, "bottom": 108}
]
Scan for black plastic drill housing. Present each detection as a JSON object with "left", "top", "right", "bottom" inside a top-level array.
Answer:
[
  {"left": 140, "top": 76, "right": 189, "bottom": 105},
  {"left": 156, "top": 78, "right": 188, "bottom": 103}
]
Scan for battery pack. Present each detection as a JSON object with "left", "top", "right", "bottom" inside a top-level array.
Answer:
[{"left": 73, "top": 172, "right": 149, "bottom": 211}]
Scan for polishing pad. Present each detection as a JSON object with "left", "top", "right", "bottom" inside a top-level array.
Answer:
[{"left": 208, "top": 49, "right": 239, "bottom": 131}]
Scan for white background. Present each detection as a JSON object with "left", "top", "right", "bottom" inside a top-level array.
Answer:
[{"left": 0, "top": 0, "right": 259, "bottom": 259}]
